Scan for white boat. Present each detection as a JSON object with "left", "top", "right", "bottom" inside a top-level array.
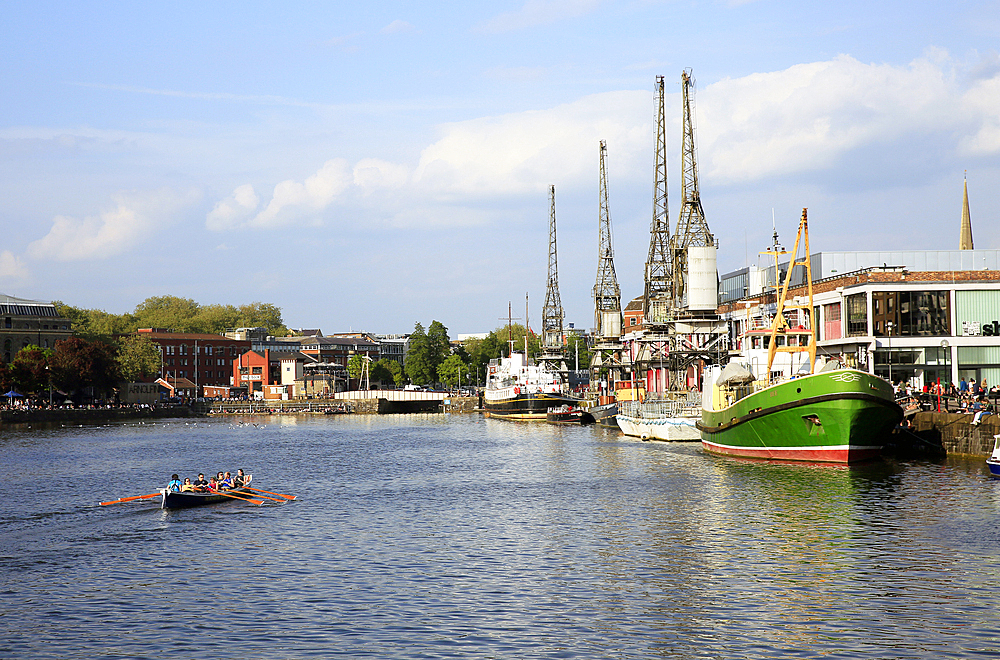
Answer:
[
  {"left": 616, "top": 394, "right": 702, "bottom": 441},
  {"left": 484, "top": 352, "right": 578, "bottom": 421}
]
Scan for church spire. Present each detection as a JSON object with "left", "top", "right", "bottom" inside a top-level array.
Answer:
[{"left": 960, "top": 172, "right": 974, "bottom": 250}]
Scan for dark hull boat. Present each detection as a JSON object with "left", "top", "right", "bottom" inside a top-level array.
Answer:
[
  {"left": 546, "top": 405, "right": 595, "bottom": 425},
  {"left": 161, "top": 477, "right": 255, "bottom": 509}
]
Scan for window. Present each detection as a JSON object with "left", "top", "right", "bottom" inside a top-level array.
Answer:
[
  {"left": 846, "top": 293, "right": 868, "bottom": 337},
  {"left": 166, "top": 345, "right": 175, "bottom": 355},
  {"left": 240, "top": 367, "right": 249, "bottom": 375},
  {"left": 205, "top": 345, "right": 213, "bottom": 355},
  {"left": 180, "top": 344, "right": 188, "bottom": 355},
  {"left": 252, "top": 367, "right": 262, "bottom": 375}
]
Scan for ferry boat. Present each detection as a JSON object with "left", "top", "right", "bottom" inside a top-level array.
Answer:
[
  {"left": 484, "top": 352, "right": 579, "bottom": 421},
  {"left": 698, "top": 209, "right": 902, "bottom": 463}
]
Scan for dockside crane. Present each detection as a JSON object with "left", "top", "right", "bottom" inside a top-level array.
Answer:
[
  {"left": 668, "top": 70, "right": 728, "bottom": 388},
  {"left": 591, "top": 140, "right": 623, "bottom": 395},
  {"left": 539, "top": 185, "right": 568, "bottom": 376},
  {"left": 632, "top": 75, "right": 676, "bottom": 396}
]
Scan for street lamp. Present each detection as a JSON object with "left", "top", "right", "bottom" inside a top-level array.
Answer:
[{"left": 939, "top": 339, "right": 950, "bottom": 412}]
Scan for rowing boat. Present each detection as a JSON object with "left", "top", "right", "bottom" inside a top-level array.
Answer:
[{"left": 161, "top": 475, "right": 254, "bottom": 509}]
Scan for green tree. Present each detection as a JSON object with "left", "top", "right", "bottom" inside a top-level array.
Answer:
[
  {"left": 565, "top": 333, "right": 592, "bottom": 372},
  {"left": 11, "top": 345, "right": 51, "bottom": 396},
  {"left": 236, "top": 302, "right": 288, "bottom": 336},
  {"left": 404, "top": 322, "right": 433, "bottom": 385},
  {"left": 116, "top": 334, "right": 163, "bottom": 382},
  {"left": 437, "top": 353, "right": 466, "bottom": 388},
  {"left": 134, "top": 295, "right": 202, "bottom": 332},
  {"left": 347, "top": 354, "right": 365, "bottom": 380}
]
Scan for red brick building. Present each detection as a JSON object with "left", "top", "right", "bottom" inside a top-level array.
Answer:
[
  {"left": 137, "top": 329, "right": 251, "bottom": 391},
  {"left": 232, "top": 349, "right": 311, "bottom": 399}
]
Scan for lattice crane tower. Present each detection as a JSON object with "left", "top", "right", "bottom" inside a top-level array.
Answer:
[
  {"left": 593, "top": 140, "right": 622, "bottom": 339},
  {"left": 644, "top": 75, "right": 672, "bottom": 326},
  {"left": 672, "top": 69, "right": 717, "bottom": 313},
  {"left": 541, "top": 184, "right": 564, "bottom": 350}
]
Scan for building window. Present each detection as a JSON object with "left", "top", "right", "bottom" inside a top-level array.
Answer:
[
  {"left": 252, "top": 367, "right": 262, "bottom": 375},
  {"left": 166, "top": 345, "right": 175, "bottom": 355},
  {"left": 846, "top": 293, "right": 868, "bottom": 337},
  {"left": 180, "top": 344, "right": 188, "bottom": 355}
]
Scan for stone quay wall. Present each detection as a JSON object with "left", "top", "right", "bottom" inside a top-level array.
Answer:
[{"left": 912, "top": 411, "right": 1000, "bottom": 455}]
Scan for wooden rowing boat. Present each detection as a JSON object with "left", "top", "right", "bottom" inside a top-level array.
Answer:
[{"left": 161, "top": 475, "right": 255, "bottom": 509}]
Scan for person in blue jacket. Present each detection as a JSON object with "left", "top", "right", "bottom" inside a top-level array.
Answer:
[{"left": 166, "top": 474, "right": 183, "bottom": 492}]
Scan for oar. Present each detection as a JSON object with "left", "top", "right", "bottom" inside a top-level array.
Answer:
[
  {"left": 99, "top": 492, "right": 162, "bottom": 506},
  {"left": 246, "top": 487, "right": 296, "bottom": 500},
  {"left": 213, "top": 490, "right": 266, "bottom": 506}
]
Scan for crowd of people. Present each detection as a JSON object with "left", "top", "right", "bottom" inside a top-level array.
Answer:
[{"left": 166, "top": 469, "right": 248, "bottom": 493}]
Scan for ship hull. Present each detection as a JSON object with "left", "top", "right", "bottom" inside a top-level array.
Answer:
[
  {"left": 699, "top": 370, "right": 902, "bottom": 464},
  {"left": 617, "top": 413, "right": 700, "bottom": 441},
  {"left": 484, "top": 393, "right": 579, "bottom": 421}
]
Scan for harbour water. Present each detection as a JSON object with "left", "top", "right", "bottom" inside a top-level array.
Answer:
[{"left": 2, "top": 414, "right": 999, "bottom": 658}]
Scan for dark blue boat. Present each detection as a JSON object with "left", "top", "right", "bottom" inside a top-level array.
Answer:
[
  {"left": 160, "top": 476, "right": 256, "bottom": 508},
  {"left": 989, "top": 436, "right": 1000, "bottom": 478}
]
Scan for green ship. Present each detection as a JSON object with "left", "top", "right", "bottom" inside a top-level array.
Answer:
[{"left": 698, "top": 210, "right": 902, "bottom": 463}]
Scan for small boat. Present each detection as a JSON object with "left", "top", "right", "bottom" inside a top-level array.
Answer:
[
  {"left": 589, "top": 402, "right": 619, "bottom": 429},
  {"left": 546, "top": 405, "right": 595, "bottom": 425},
  {"left": 988, "top": 436, "right": 1000, "bottom": 477},
  {"left": 161, "top": 475, "right": 255, "bottom": 509}
]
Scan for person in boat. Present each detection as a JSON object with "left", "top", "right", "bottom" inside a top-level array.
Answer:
[
  {"left": 219, "top": 472, "right": 234, "bottom": 491},
  {"left": 233, "top": 469, "right": 247, "bottom": 488},
  {"left": 193, "top": 473, "right": 208, "bottom": 491},
  {"left": 206, "top": 475, "right": 219, "bottom": 492},
  {"left": 166, "top": 474, "right": 183, "bottom": 492},
  {"left": 181, "top": 477, "right": 195, "bottom": 492}
]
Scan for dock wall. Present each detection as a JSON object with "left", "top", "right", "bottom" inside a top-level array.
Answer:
[{"left": 911, "top": 411, "right": 1000, "bottom": 455}]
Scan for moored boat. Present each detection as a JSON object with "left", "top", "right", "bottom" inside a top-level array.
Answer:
[
  {"left": 617, "top": 395, "right": 701, "bottom": 441},
  {"left": 546, "top": 405, "right": 595, "bottom": 425},
  {"left": 698, "top": 210, "right": 902, "bottom": 463},
  {"left": 484, "top": 351, "right": 579, "bottom": 421},
  {"left": 988, "top": 436, "right": 1000, "bottom": 477}
]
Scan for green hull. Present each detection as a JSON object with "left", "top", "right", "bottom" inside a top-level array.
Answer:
[{"left": 699, "top": 369, "right": 902, "bottom": 463}]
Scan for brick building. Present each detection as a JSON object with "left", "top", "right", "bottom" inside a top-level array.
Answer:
[
  {"left": 136, "top": 329, "right": 250, "bottom": 391},
  {"left": 1, "top": 294, "right": 73, "bottom": 362}
]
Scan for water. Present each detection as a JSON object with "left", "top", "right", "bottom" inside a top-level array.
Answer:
[{"left": 2, "top": 414, "right": 999, "bottom": 659}]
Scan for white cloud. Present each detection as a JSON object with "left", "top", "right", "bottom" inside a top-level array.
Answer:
[
  {"left": 381, "top": 20, "right": 415, "bottom": 34},
  {"left": 251, "top": 159, "right": 352, "bottom": 228},
  {"left": 477, "top": 0, "right": 602, "bottom": 33},
  {"left": 206, "top": 183, "right": 259, "bottom": 231},
  {"left": 353, "top": 159, "right": 410, "bottom": 192},
  {"left": 0, "top": 251, "right": 29, "bottom": 282},
  {"left": 696, "top": 52, "right": 1000, "bottom": 183},
  {"left": 413, "top": 90, "right": 648, "bottom": 198},
  {"left": 27, "top": 188, "right": 196, "bottom": 261}
]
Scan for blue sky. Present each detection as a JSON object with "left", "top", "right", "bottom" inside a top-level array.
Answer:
[{"left": 2, "top": 1, "right": 999, "bottom": 336}]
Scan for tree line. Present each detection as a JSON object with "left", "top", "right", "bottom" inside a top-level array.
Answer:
[{"left": 2, "top": 295, "right": 287, "bottom": 403}]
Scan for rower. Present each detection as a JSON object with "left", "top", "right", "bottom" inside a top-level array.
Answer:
[
  {"left": 181, "top": 477, "right": 194, "bottom": 492},
  {"left": 233, "top": 469, "right": 247, "bottom": 488},
  {"left": 166, "top": 474, "right": 182, "bottom": 492},
  {"left": 193, "top": 473, "right": 208, "bottom": 491},
  {"left": 219, "top": 472, "right": 234, "bottom": 491}
]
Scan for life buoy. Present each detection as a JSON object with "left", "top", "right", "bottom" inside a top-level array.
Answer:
[{"left": 514, "top": 387, "right": 520, "bottom": 395}]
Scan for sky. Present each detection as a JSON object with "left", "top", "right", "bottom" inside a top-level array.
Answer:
[{"left": 2, "top": 0, "right": 999, "bottom": 337}]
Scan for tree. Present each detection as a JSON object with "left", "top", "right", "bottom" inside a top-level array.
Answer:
[
  {"left": 11, "top": 346, "right": 51, "bottom": 396},
  {"left": 116, "top": 335, "right": 163, "bottom": 382},
  {"left": 347, "top": 354, "right": 366, "bottom": 380},
  {"left": 404, "top": 323, "right": 433, "bottom": 385},
  {"left": 134, "top": 295, "right": 202, "bottom": 332},
  {"left": 50, "top": 337, "right": 120, "bottom": 399},
  {"left": 369, "top": 359, "right": 398, "bottom": 386},
  {"left": 565, "top": 333, "right": 592, "bottom": 373},
  {"left": 437, "top": 353, "right": 466, "bottom": 388},
  {"left": 236, "top": 302, "right": 288, "bottom": 336}
]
